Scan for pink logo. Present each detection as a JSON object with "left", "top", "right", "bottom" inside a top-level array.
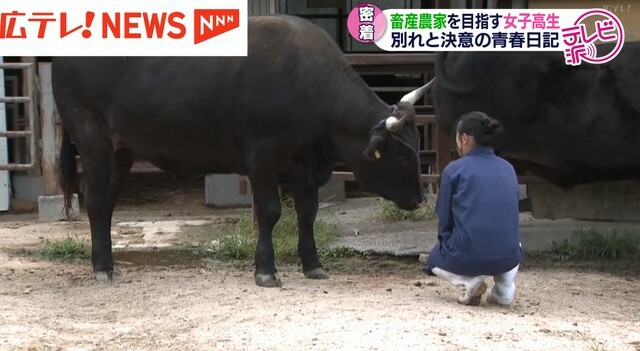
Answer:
[
  {"left": 562, "top": 9, "right": 624, "bottom": 66},
  {"left": 347, "top": 4, "right": 386, "bottom": 43}
]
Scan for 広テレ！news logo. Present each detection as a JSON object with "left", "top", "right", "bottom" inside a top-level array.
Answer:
[
  {"left": 349, "top": 8, "right": 625, "bottom": 66},
  {"left": 0, "top": 0, "right": 247, "bottom": 56}
]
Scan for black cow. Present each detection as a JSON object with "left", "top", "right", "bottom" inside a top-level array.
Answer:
[
  {"left": 432, "top": 41, "right": 640, "bottom": 189},
  {"left": 52, "top": 15, "right": 428, "bottom": 287}
]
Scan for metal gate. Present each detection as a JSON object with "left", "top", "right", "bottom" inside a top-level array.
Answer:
[{"left": 0, "top": 57, "right": 40, "bottom": 210}]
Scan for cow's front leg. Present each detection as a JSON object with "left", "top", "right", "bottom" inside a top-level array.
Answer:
[{"left": 293, "top": 186, "right": 328, "bottom": 279}]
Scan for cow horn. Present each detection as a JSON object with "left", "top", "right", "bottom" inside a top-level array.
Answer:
[
  {"left": 400, "top": 78, "right": 435, "bottom": 105},
  {"left": 385, "top": 116, "right": 406, "bottom": 133}
]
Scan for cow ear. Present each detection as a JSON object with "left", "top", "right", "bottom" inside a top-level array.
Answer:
[{"left": 364, "top": 134, "right": 387, "bottom": 161}]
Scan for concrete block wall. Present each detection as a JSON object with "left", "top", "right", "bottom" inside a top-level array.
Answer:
[
  {"left": 38, "top": 194, "right": 80, "bottom": 221},
  {"left": 205, "top": 174, "right": 346, "bottom": 207},
  {"left": 205, "top": 174, "right": 253, "bottom": 207},
  {"left": 528, "top": 181, "right": 640, "bottom": 221}
]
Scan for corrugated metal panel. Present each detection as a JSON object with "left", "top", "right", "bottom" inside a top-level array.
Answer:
[
  {"left": 0, "top": 57, "right": 10, "bottom": 210},
  {"left": 249, "top": 0, "right": 278, "bottom": 15}
]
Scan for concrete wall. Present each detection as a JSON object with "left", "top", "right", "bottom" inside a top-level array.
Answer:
[
  {"left": 528, "top": 181, "right": 640, "bottom": 221},
  {"left": 204, "top": 174, "right": 346, "bottom": 207},
  {"left": 529, "top": 0, "right": 640, "bottom": 42}
]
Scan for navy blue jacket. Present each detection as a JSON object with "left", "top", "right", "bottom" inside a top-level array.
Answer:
[{"left": 426, "top": 146, "right": 523, "bottom": 276}]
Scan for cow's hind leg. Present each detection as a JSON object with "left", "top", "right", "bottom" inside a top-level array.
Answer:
[
  {"left": 250, "top": 165, "right": 283, "bottom": 287},
  {"left": 252, "top": 188, "right": 282, "bottom": 287},
  {"left": 81, "top": 145, "right": 133, "bottom": 281},
  {"left": 293, "top": 186, "right": 328, "bottom": 279}
]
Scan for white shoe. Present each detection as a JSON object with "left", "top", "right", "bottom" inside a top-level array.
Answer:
[
  {"left": 487, "top": 264, "right": 519, "bottom": 306},
  {"left": 487, "top": 282, "right": 515, "bottom": 306},
  {"left": 457, "top": 277, "right": 488, "bottom": 306},
  {"left": 432, "top": 267, "right": 487, "bottom": 306}
]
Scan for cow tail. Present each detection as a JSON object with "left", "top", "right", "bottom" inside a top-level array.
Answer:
[{"left": 58, "top": 129, "right": 77, "bottom": 219}]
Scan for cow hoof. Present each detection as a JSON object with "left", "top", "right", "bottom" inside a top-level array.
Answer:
[
  {"left": 94, "top": 271, "right": 113, "bottom": 282},
  {"left": 254, "top": 273, "right": 282, "bottom": 288},
  {"left": 304, "top": 267, "right": 329, "bottom": 280}
]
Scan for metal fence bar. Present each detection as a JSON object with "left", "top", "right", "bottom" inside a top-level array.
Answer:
[
  {"left": 0, "top": 163, "right": 33, "bottom": 171},
  {"left": 24, "top": 58, "right": 40, "bottom": 175},
  {"left": 0, "top": 96, "right": 30, "bottom": 103},
  {"left": 0, "top": 63, "right": 32, "bottom": 69},
  {"left": 0, "top": 62, "right": 39, "bottom": 175},
  {"left": 0, "top": 131, "right": 32, "bottom": 138},
  {"left": 0, "top": 60, "right": 38, "bottom": 173}
]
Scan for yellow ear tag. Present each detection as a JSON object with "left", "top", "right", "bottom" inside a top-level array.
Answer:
[{"left": 374, "top": 150, "right": 381, "bottom": 159}]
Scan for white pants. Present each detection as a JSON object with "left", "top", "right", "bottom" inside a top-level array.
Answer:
[
  {"left": 432, "top": 264, "right": 520, "bottom": 305},
  {"left": 489, "top": 264, "right": 519, "bottom": 304}
]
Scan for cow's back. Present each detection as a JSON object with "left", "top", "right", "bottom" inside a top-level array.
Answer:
[
  {"left": 51, "top": 15, "right": 362, "bottom": 174},
  {"left": 433, "top": 41, "right": 640, "bottom": 186}
]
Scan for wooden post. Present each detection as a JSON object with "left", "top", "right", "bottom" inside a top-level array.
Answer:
[
  {"left": 238, "top": 175, "right": 249, "bottom": 195},
  {"left": 435, "top": 0, "right": 448, "bottom": 9},
  {"left": 37, "top": 63, "right": 61, "bottom": 196},
  {"left": 471, "top": 0, "right": 485, "bottom": 9},
  {"left": 435, "top": 127, "right": 453, "bottom": 189}
]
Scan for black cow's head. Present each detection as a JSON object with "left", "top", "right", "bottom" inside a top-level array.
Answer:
[{"left": 355, "top": 80, "right": 433, "bottom": 211}]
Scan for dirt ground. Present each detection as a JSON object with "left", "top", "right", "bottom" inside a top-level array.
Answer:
[{"left": 1, "top": 174, "right": 639, "bottom": 351}]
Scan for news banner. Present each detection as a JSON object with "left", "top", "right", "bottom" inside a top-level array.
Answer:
[
  {"left": 347, "top": 6, "right": 625, "bottom": 66},
  {"left": 0, "top": 1, "right": 626, "bottom": 65}
]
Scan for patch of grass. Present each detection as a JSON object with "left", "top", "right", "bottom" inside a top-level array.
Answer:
[
  {"left": 273, "top": 208, "right": 339, "bottom": 260},
  {"left": 38, "top": 235, "right": 88, "bottom": 261},
  {"left": 548, "top": 239, "right": 577, "bottom": 262},
  {"left": 576, "top": 228, "right": 639, "bottom": 259},
  {"left": 375, "top": 199, "right": 436, "bottom": 222},
  {"left": 214, "top": 218, "right": 256, "bottom": 260},
  {"left": 318, "top": 246, "right": 358, "bottom": 258},
  {"left": 546, "top": 228, "right": 640, "bottom": 261},
  {"left": 211, "top": 196, "right": 340, "bottom": 261}
]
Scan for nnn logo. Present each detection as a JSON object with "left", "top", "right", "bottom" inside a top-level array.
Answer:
[{"left": 194, "top": 9, "right": 240, "bottom": 44}]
